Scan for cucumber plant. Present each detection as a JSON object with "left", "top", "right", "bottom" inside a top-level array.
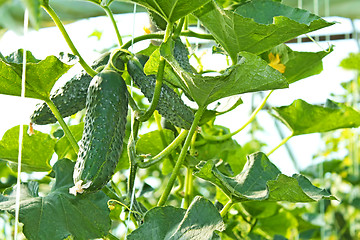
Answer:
[{"left": 0, "top": 0, "right": 357, "bottom": 239}]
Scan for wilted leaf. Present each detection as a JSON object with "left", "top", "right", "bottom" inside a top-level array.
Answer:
[
  {"left": 273, "top": 99, "right": 360, "bottom": 136},
  {"left": 0, "top": 159, "right": 111, "bottom": 240}
]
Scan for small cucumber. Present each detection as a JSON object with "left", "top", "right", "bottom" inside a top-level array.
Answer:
[
  {"left": 127, "top": 59, "right": 194, "bottom": 129},
  {"left": 30, "top": 52, "right": 111, "bottom": 125},
  {"left": 70, "top": 70, "right": 128, "bottom": 195}
]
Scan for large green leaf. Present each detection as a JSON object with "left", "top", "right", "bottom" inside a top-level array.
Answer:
[
  {"left": 127, "top": 196, "right": 225, "bottom": 240},
  {"left": 194, "top": 152, "right": 336, "bottom": 202},
  {"left": 0, "top": 158, "right": 111, "bottom": 240},
  {"left": 54, "top": 122, "right": 84, "bottom": 160},
  {"left": 129, "top": 0, "right": 211, "bottom": 23},
  {"left": 161, "top": 38, "right": 288, "bottom": 107},
  {"left": 193, "top": 0, "right": 334, "bottom": 62},
  {"left": 0, "top": 49, "right": 75, "bottom": 100},
  {"left": 262, "top": 44, "right": 333, "bottom": 84},
  {"left": 273, "top": 99, "right": 360, "bottom": 136},
  {"left": 256, "top": 210, "right": 298, "bottom": 238},
  {"left": 0, "top": 125, "right": 56, "bottom": 172}
]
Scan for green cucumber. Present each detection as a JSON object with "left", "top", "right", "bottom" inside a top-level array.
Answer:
[
  {"left": 70, "top": 70, "right": 128, "bottom": 194},
  {"left": 127, "top": 59, "right": 194, "bottom": 129},
  {"left": 30, "top": 52, "right": 111, "bottom": 125}
]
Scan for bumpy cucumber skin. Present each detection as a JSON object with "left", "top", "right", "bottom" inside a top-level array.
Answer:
[
  {"left": 127, "top": 59, "right": 194, "bottom": 130},
  {"left": 30, "top": 52, "right": 111, "bottom": 125},
  {"left": 73, "top": 70, "right": 128, "bottom": 193}
]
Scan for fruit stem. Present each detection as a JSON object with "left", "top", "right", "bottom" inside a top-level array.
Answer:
[
  {"left": 46, "top": 99, "right": 79, "bottom": 153},
  {"left": 42, "top": 3, "right": 97, "bottom": 77}
]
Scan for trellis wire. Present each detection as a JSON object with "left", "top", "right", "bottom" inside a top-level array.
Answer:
[
  {"left": 14, "top": 8, "right": 29, "bottom": 240},
  {"left": 125, "top": 3, "right": 138, "bottom": 238}
]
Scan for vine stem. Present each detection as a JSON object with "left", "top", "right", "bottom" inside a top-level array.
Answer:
[
  {"left": 121, "top": 30, "right": 214, "bottom": 50},
  {"left": 183, "top": 168, "right": 193, "bottom": 208},
  {"left": 41, "top": 3, "right": 97, "bottom": 77},
  {"left": 137, "top": 129, "right": 188, "bottom": 168},
  {"left": 220, "top": 199, "right": 234, "bottom": 217},
  {"left": 46, "top": 99, "right": 79, "bottom": 153},
  {"left": 157, "top": 105, "right": 206, "bottom": 206},
  {"left": 102, "top": 5, "right": 123, "bottom": 46},
  {"left": 267, "top": 133, "right": 294, "bottom": 156},
  {"left": 202, "top": 90, "right": 274, "bottom": 142}
]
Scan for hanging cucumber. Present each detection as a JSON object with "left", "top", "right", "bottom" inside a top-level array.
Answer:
[
  {"left": 127, "top": 59, "right": 194, "bottom": 130},
  {"left": 30, "top": 52, "right": 111, "bottom": 125},
  {"left": 70, "top": 70, "right": 128, "bottom": 195}
]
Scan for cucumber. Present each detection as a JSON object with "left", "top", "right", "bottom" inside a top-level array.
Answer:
[
  {"left": 70, "top": 70, "right": 128, "bottom": 195},
  {"left": 127, "top": 59, "right": 194, "bottom": 130},
  {"left": 30, "top": 52, "right": 111, "bottom": 125}
]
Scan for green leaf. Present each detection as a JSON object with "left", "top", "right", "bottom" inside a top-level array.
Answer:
[
  {"left": 127, "top": 196, "right": 225, "bottom": 240},
  {"left": 193, "top": 0, "right": 334, "bottom": 62},
  {"left": 242, "top": 201, "right": 280, "bottom": 219},
  {"left": 301, "top": 159, "right": 343, "bottom": 178},
  {"left": 340, "top": 52, "right": 360, "bottom": 71},
  {"left": 55, "top": 122, "right": 84, "bottom": 160},
  {"left": 161, "top": 38, "right": 288, "bottom": 107},
  {"left": 273, "top": 99, "right": 360, "bottom": 136},
  {"left": 136, "top": 129, "right": 175, "bottom": 157},
  {"left": 129, "top": 0, "right": 211, "bottom": 23},
  {"left": 20, "top": 0, "right": 41, "bottom": 29},
  {"left": 196, "top": 136, "right": 246, "bottom": 175},
  {"left": 0, "top": 50, "right": 75, "bottom": 100},
  {"left": 256, "top": 210, "right": 298, "bottom": 238},
  {"left": 0, "top": 158, "right": 111, "bottom": 240},
  {"left": 194, "top": 152, "right": 336, "bottom": 202},
  {"left": 262, "top": 44, "right": 333, "bottom": 84},
  {"left": 0, "top": 125, "right": 56, "bottom": 172}
]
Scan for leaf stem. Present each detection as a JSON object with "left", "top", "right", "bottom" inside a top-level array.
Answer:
[
  {"left": 41, "top": 3, "right": 97, "bottom": 77},
  {"left": 220, "top": 199, "right": 234, "bottom": 217},
  {"left": 137, "top": 129, "right": 188, "bottom": 168},
  {"left": 46, "top": 99, "right": 79, "bottom": 153},
  {"left": 267, "top": 133, "right": 294, "bottom": 156},
  {"left": 102, "top": 5, "right": 123, "bottom": 46},
  {"left": 157, "top": 106, "right": 205, "bottom": 206},
  {"left": 202, "top": 90, "right": 274, "bottom": 141},
  {"left": 104, "top": 232, "right": 120, "bottom": 240}
]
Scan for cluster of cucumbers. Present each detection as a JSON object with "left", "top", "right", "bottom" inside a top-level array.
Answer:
[{"left": 31, "top": 40, "right": 195, "bottom": 195}]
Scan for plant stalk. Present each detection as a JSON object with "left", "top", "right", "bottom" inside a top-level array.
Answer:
[
  {"left": 202, "top": 90, "right": 273, "bottom": 141},
  {"left": 220, "top": 199, "right": 234, "bottom": 217},
  {"left": 267, "top": 133, "right": 294, "bottom": 156},
  {"left": 46, "top": 99, "right": 79, "bottom": 153},
  {"left": 102, "top": 5, "right": 123, "bottom": 46},
  {"left": 157, "top": 106, "right": 205, "bottom": 206},
  {"left": 41, "top": 3, "right": 97, "bottom": 77},
  {"left": 183, "top": 167, "right": 193, "bottom": 208}
]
